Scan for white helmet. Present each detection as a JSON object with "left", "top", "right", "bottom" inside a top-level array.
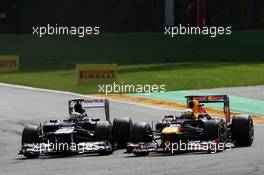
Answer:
[
  {"left": 69, "top": 112, "right": 82, "bottom": 120},
  {"left": 182, "top": 109, "right": 193, "bottom": 116}
]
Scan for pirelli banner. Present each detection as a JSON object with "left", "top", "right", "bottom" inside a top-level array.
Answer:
[
  {"left": 0, "top": 55, "right": 19, "bottom": 72},
  {"left": 76, "top": 64, "right": 117, "bottom": 85}
]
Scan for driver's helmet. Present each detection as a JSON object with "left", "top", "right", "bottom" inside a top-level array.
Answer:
[
  {"left": 69, "top": 112, "right": 82, "bottom": 120},
  {"left": 181, "top": 108, "right": 194, "bottom": 116},
  {"left": 74, "top": 102, "right": 85, "bottom": 114}
]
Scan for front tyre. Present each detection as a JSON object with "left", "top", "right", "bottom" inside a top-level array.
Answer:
[
  {"left": 94, "top": 121, "right": 112, "bottom": 142},
  {"left": 130, "top": 122, "right": 152, "bottom": 143},
  {"left": 94, "top": 121, "right": 113, "bottom": 155},
  {"left": 203, "top": 120, "right": 220, "bottom": 141},
  {"left": 21, "top": 125, "right": 40, "bottom": 158}
]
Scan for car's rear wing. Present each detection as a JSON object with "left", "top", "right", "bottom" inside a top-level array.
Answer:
[
  {"left": 185, "top": 95, "right": 228, "bottom": 103},
  {"left": 68, "top": 99, "right": 110, "bottom": 122},
  {"left": 185, "top": 95, "right": 231, "bottom": 123}
]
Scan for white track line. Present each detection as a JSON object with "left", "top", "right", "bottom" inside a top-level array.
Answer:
[{"left": 0, "top": 83, "right": 176, "bottom": 111}]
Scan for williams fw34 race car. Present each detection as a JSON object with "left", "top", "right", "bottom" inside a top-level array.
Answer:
[
  {"left": 19, "top": 99, "right": 133, "bottom": 158},
  {"left": 127, "top": 95, "right": 254, "bottom": 156}
]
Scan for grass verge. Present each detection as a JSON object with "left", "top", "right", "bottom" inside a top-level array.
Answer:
[{"left": 0, "top": 61, "right": 263, "bottom": 94}]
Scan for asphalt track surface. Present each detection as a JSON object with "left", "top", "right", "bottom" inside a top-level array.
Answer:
[{"left": 0, "top": 85, "right": 264, "bottom": 175}]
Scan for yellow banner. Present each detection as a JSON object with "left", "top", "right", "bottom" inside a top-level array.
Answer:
[
  {"left": 0, "top": 55, "right": 19, "bottom": 72},
  {"left": 76, "top": 64, "right": 117, "bottom": 85}
]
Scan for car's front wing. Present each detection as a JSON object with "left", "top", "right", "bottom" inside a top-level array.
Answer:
[{"left": 19, "top": 141, "right": 113, "bottom": 156}]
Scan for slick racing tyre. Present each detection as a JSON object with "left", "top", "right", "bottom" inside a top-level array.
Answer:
[
  {"left": 203, "top": 120, "right": 220, "bottom": 141},
  {"left": 113, "top": 117, "right": 133, "bottom": 148},
  {"left": 232, "top": 115, "right": 254, "bottom": 147},
  {"left": 21, "top": 125, "right": 41, "bottom": 158},
  {"left": 203, "top": 120, "right": 225, "bottom": 153},
  {"left": 94, "top": 121, "right": 113, "bottom": 155},
  {"left": 130, "top": 122, "right": 152, "bottom": 143},
  {"left": 94, "top": 121, "right": 112, "bottom": 142}
]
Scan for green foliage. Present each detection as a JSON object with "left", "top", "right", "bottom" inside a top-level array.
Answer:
[{"left": 0, "top": 62, "right": 263, "bottom": 94}]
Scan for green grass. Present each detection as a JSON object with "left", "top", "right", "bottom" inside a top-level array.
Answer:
[{"left": 0, "top": 61, "right": 263, "bottom": 94}]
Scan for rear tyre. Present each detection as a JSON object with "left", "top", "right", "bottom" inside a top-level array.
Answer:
[
  {"left": 130, "top": 122, "right": 152, "bottom": 143},
  {"left": 113, "top": 117, "right": 132, "bottom": 148},
  {"left": 21, "top": 125, "right": 40, "bottom": 158},
  {"left": 232, "top": 115, "right": 254, "bottom": 147}
]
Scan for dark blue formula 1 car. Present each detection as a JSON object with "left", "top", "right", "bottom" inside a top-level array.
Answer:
[{"left": 19, "top": 98, "right": 132, "bottom": 158}]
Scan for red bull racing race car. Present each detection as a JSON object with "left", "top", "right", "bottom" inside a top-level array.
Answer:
[{"left": 126, "top": 95, "right": 254, "bottom": 156}]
